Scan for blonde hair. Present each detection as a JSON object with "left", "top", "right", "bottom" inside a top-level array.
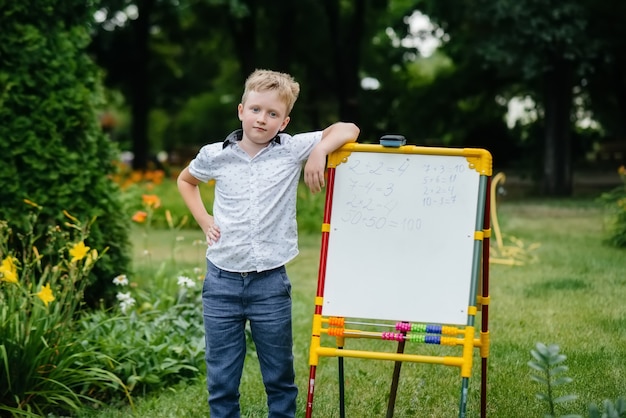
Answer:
[{"left": 241, "top": 69, "right": 300, "bottom": 115}]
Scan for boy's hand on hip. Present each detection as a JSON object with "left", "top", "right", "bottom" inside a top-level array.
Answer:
[{"left": 205, "top": 223, "right": 221, "bottom": 245}]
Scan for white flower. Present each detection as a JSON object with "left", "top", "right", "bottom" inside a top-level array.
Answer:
[
  {"left": 112, "top": 274, "right": 129, "bottom": 286},
  {"left": 116, "top": 291, "right": 133, "bottom": 301},
  {"left": 177, "top": 275, "right": 196, "bottom": 288},
  {"left": 116, "top": 291, "right": 136, "bottom": 314},
  {"left": 119, "top": 298, "right": 136, "bottom": 314}
]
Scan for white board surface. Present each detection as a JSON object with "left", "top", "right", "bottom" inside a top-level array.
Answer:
[{"left": 322, "top": 150, "right": 481, "bottom": 325}]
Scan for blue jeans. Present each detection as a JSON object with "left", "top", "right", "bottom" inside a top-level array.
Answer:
[{"left": 203, "top": 261, "right": 297, "bottom": 418}]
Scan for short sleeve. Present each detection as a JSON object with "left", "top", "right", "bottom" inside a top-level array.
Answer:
[
  {"left": 281, "top": 131, "right": 323, "bottom": 162},
  {"left": 188, "top": 143, "right": 221, "bottom": 182}
]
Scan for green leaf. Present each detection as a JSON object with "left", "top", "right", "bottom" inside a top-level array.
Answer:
[
  {"left": 553, "top": 394, "right": 578, "bottom": 404},
  {"left": 551, "top": 365, "right": 570, "bottom": 376},
  {"left": 536, "top": 393, "right": 550, "bottom": 401},
  {"left": 530, "top": 375, "right": 549, "bottom": 385},
  {"left": 528, "top": 360, "right": 548, "bottom": 372},
  {"left": 552, "top": 376, "right": 574, "bottom": 386}
]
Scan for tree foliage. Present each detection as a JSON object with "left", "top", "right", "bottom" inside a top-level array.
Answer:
[
  {"left": 89, "top": 0, "right": 411, "bottom": 156},
  {"left": 0, "top": 0, "right": 131, "bottom": 305},
  {"left": 87, "top": 0, "right": 530, "bottom": 172},
  {"left": 81, "top": 0, "right": 626, "bottom": 194},
  {"left": 416, "top": 0, "right": 626, "bottom": 194}
]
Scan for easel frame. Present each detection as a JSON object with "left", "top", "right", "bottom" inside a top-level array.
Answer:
[{"left": 305, "top": 143, "right": 492, "bottom": 418}]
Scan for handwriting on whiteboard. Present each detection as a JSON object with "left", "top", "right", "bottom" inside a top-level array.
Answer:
[{"left": 335, "top": 157, "right": 467, "bottom": 232}]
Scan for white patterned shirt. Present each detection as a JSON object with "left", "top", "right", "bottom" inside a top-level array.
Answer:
[{"left": 188, "top": 129, "right": 322, "bottom": 272}]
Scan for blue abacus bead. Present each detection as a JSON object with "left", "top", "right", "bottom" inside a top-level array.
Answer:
[
  {"left": 425, "top": 335, "right": 441, "bottom": 345},
  {"left": 426, "top": 324, "right": 442, "bottom": 334}
]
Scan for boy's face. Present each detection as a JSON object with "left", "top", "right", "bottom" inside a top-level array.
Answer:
[{"left": 238, "top": 90, "right": 290, "bottom": 147}]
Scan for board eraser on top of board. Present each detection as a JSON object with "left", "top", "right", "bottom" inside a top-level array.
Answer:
[{"left": 379, "top": 134, "right": 406, "bottom": 147}]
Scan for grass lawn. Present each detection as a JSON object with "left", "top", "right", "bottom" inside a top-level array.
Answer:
[{"left": 80, "top": 198, "right": 626, "bottom": 418}]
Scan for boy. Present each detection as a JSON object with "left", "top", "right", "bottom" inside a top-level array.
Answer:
[{"left": 177, "top": 69, "right": 359, "bottom": 417}]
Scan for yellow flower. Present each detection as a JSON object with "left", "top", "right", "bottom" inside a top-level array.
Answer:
[
  {"left": 69, "top": 241, "right": 90, "bottom": 263},
  {"left": 33, "top": 245, "right": 41, "bottom": 259},
  {"left": 37, "top": 283, "right": 55, "bottom": 307},
  {"left": 165, "top": 209, "right": 174, "bottom": 229},
  {"left": 618, "top": 165, "right": 625, "bottom": 176},
  {"left": 0, "top": 256, "right": 18, "bottom": 284},
  {"left": 84, "top": 249, "right": 99, "bottom": 269}
]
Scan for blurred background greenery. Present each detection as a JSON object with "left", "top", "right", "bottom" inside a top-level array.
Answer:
[{"left": 86, "top": 0, "right": 624, "bottom": 194}]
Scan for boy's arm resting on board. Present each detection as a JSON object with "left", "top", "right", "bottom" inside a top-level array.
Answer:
[
  {"left": 304, "top": 122, "right": 360, "bottom": 193},
  {"left": 177, "top": 167, "right": 220, "bottom": 245}
]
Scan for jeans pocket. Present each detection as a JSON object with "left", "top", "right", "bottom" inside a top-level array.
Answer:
[{"left": 278, "top": 268, "right": 292, "bottom": 298}]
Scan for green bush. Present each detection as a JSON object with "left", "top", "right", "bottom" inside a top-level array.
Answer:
[
  {"left": 78, "top": 278, "right": 206, "bottom": 397},
  {"left": 75, "top": 216, "right": 207, "bottom": 400},
  {"left": 0, "top": 0, "right": 131, "bottom": 305}
]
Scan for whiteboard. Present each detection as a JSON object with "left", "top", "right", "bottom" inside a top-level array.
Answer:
[{"left": 321, "top": 149, "right": 483, "bottom": 325}]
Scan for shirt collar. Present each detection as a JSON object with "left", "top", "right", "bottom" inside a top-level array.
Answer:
[{"left": 222, "top": 129, "right": 282, "bottom": 149}]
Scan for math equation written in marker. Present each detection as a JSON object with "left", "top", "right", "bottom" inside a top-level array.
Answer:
[{"left": 334, "top": 154, "right": 471, "bottom": 233}]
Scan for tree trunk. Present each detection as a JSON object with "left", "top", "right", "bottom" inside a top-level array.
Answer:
[
  {"left": 541, "top": 57, "right": 573, "bottom": 196},
  {"left": 275, "top": 0, "right": 295, "bottom": 72},
  {"left": 611, "top": 53, "right": 626, "bottom": 138},
  {"left": 229, "top": 1, "right": 257, "bottom": 82},
  {"left": 323, "top": 0, "right": 362, "bottom": 123},
  {"left": 130, "top": 0, "right": 155, "bottom": 170}
]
